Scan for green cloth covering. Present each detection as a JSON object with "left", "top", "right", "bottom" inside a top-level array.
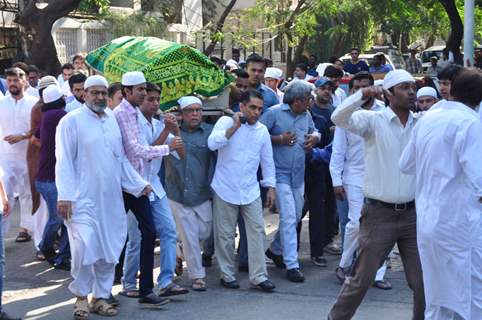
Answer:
[{"left": 86, "top": 36, "right": 233, "bottom": 110}]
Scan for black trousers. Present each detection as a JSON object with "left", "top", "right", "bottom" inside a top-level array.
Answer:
[
  {"left": 298, "top": 162, "right": 337, "bottom": 257},
  {"left": 122, "top": 192, "right": 157, "bottom": 297}
]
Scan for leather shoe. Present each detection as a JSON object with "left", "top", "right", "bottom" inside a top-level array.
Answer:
[
  {"left": 265, "top": 249, "right": 286, "bottom": 269},
  {"left": 220, "top": 278, "right": 240, "bottom": 289},
  {"left": 54, "top": 260, "right": 71, "bottom": 271},
  {"left": 254, "top": 280, "right": 275, "bottom": 292},
  {"left": 286, "top": 268, "right": 305, "bottom": 283}
]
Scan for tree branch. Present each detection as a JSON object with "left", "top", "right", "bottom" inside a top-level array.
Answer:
[
  {"left": 203, "top": 0, "right": 238, "bottom": 56},
  {"left": 44, "top": 0, "right": 83, "bottom": 19}
]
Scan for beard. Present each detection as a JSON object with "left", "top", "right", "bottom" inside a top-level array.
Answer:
[
  {"left": 86, "top": 100, "right": 107, "bottom": 113},
  {"left": 8, "top": 87, "right": 20, "bottom": 96},
  {"left": 316, "top": 95, "right": 330, "bottom": 106}
]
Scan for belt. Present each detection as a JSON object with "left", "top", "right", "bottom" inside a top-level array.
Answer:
[{"left": 365, "top": 198, "right": 415, "bottom": 211}]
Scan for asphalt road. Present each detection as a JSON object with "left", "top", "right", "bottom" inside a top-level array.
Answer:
[{"left": 3, "top": 200, "right": 413, "bottom": 320}]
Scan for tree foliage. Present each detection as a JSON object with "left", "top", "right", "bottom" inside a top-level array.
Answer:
[{"left": 246, "top": 0, "right": 482, "bottom": 69}]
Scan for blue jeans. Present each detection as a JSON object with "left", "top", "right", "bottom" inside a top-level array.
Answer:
[
  {"left": 336, "top": 199, "right": 349, "bottom": 250},
  {"left": 271, "top": 183, "right": 305, "bottom": 270},
  {"left": 123, "top": 194, "right": 177, "bottom": 289},
  {"left": 35, "top": 181, "right": 70, "bottom": 264}
]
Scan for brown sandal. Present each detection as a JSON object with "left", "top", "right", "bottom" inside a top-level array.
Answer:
[
  {"left": 90, "top": 298, "right": 118, "bottom": 317},
  {"left": 192, "top": 278, "right": 207, "bottom": 292},
  {"left": 73, "top": 298, "right": 90, "bottom": 320}
]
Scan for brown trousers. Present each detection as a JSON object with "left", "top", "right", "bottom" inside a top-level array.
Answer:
[{"left": 329, "top": 202, "right": 425, "bottom": 320}]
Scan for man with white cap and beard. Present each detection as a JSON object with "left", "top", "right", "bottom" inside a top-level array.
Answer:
[
  {"left": 0, "top": 67, "right": 38, "bottom": 243},
  {"left": 55, "top": 75, "right": 153, "bottom": 318},
  {"left": 416, "top": 86, "right": 438, "bottom": 111},
  {"left": 327, "top": 69, "right": 425, "bottom": 320},
  {"left": 114, "top": 71, "right": 181, "bottom": 306}
]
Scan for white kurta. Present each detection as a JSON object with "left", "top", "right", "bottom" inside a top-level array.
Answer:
[
  {"left": 400, "top": 100, "right": 482, "bottom": 320},
  {"left": 0, "top": 94, "right": 38, "bottom": 232},
  {"left": 55, "top": 105, "right": 148, "bottom": 266}
]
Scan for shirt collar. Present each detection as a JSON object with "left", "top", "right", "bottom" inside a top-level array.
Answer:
[
  {"left": 384, "top": 106, "right": 415, "bottom": 126},
  {"left": 280, "top": 103, "right": 291, "bottom": 111},
  {"left": 120, "top": 98, "right": 138, "bottom": 115}
]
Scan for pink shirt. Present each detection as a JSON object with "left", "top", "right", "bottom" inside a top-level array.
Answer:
[{"left": 114, "top": 99, "right": 169, "bottom": 176}]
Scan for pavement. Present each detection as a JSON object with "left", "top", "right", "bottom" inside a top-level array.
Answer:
[{"left": 3, "top": 200, "right": 413, "bottom": 320}]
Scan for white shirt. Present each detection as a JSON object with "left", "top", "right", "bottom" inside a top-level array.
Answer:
[
  {"left": 0, "top": 94, "right": 38, "bottom": 159},
  {"left": 138, "top": 111, "right": 175, "bottom": 200},
  {"left": 332, "top": 87, "right": 347, "bottom": 108},
  {"left": 65, "top": 98, "right": 83, "bottom": 112},
  {"left": 55, "top": 106, "right": 147, "bottom": 265},
  {"left": 331, "top": 90, "right": 416, "bottom": 203},
  {"left": 330, "top": 99, "right": 384, "bottom": 187},
  {"left": 208, "top": 116, "right": 276, "bottom": 205},
  {"left": 399, "top": 100, "right": 482, "bottom": 319},
  {"left": 5, "top": 86, "right": 39, "bottom": 98}
]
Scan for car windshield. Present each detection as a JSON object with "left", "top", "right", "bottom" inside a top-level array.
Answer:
[{"left": 422, "top": 51, "right": 443, "bottom": 63}]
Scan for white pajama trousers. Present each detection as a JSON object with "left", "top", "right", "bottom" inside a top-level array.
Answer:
[
  {"left": 339, "top": 184, "right": 386, "bottom": 281},
  {"left": 170, "top": 199, "right": 212, "bottom": 280},
  {"left": 0, "top": 160, "right": 34, "bottom": 234},
  {"left": 68, "top": 225, "right": 114, "bottom": 299}
]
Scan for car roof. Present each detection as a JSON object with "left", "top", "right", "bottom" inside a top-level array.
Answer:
[{"left": 423, "top": 45, "right": 445, "bottom": 51}]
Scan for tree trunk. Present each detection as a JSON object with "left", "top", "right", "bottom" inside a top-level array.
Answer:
[
  {"left": 286, "top": 34, "right": 294, "bottom": 78},
  {"left": 17, "top": 0, "right": 82, "bottom": 75},
  {"left": 438, "top": 0, "right": 464, "bottom": 64},
  {"left": 283, "top": 0, "right": 307, "bottom": 77},
  {"left": 203, "top": 0, "right": 238, "bottom": 56},
  {"left": 293, "top": 35, "right": 308, "bottom": 65},
  {"left": 400, "top": 31, "right": 410, "bottom": 53}
]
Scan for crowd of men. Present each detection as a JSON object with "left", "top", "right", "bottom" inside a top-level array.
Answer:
[{"left": 0, "top": 46, "right": 481, "bottom": 320}]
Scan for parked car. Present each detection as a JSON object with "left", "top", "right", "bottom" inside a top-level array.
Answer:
[
  {"left": 421, "top": 45, "right": 445, "bottom": 72},
  {"left": 366, "top": 45, "right": 406, "bottom": 70},
  {"left": 340, "top": 53, "right": 396, "bottom": 71}
]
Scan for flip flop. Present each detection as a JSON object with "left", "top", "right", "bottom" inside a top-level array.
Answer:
[
  {"left": 118, "top": 290, "right": 140, "bottom": 298},
  {"left": 15, "top": 231, "right": 32, "bottom": 243},
  {"left": 158, "top": 283, "right": 189, "bottom": 297}
]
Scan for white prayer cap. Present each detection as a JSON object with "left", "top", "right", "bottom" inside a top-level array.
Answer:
[
  {"left": 383, "top": 69, "right": 415, "bottom": 90},
  {"left": 38, "top": 76, "right": 59, "bottom": 90},
  {"left": 374, "top": 79, "right": 384, "bottom": 87},
  {"left": 84, "top": 75, "right": 108, "bottom": 90},
  {"left": 265, "top": 67, "right": 283, "bottom": 80},
  {"left": 226, "top": 60, "right": 239, "bottom": 70},
  {"left": 42, "top": 84, "right": 63, "bottom": 103},
  {"left": 121, "top": 71, "right": 146, "bottom": 86},
  {"left": 417, "top": 86, "right": 437, "bottom": 99},
  {"left": 178, "top": 96, "right": 202, "bottom": 109}
]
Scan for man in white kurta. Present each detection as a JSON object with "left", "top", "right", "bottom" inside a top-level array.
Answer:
[
  {"left": 0, "top": 68, "right": 38, "bottom": 240},
  {"left": 329, "top": 72, "right": 389, "bottom": 288},
  {"left": 55, "top": 76, "right": 149, "bottom": 316},
  {"left": 400, "top": 70, "right": 482, "bottom": 320}
]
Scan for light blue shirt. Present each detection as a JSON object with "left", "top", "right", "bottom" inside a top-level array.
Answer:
[
  {"left": 257, "top": 83, "right": 279, "bottom": 112},
  {"left": 260, "top": 103, "right": 318, "bottom": 188}
]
